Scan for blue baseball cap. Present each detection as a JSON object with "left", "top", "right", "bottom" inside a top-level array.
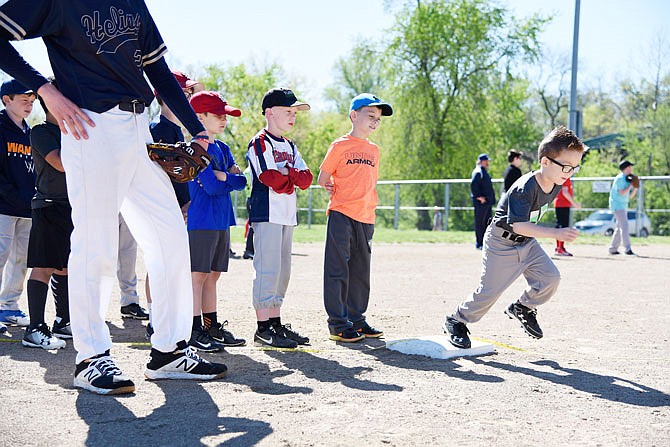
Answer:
[
  {"left": 350, "top": 93, "right": 393, "bottom": 116},
  {"left": 478, "top": 153, "right": 490, "bottom": 161},
  {"left": 0, "top": 79, "right": 34, "bottom": 97}
]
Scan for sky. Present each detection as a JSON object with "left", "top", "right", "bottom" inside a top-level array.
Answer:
[{"left": 2, "top": 0, "right": 669, "bottom": 110}]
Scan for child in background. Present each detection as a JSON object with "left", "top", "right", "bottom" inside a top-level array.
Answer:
[
  {"left": 188, "top": 91, "right": 247, "bottom": 352},
  {"left": 246, "top": 88, "right": 313, "bottom": 348},
  {"left": 318, "top": 93, "right": 393, "bottom": 342}
]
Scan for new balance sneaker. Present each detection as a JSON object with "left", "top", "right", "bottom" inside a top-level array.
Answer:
[
  {"left": 22, "top": 323, "right": 66, "bottom": 350},
  {"left": 189, "top": 326, "right": 225, "bottom": 352},
  {"left": 274, "top": 323, "right": 309, "bottom": 345},
  {"left": 52, "top": 319, "right": 73, "bottom": 339},
  {"left": 0, "top": 309, "right": 30, "bottom": 326},
  {"left": 254, "top": 325, "right": 298, "bottom": 348},
  {"left": 145, "top": 341, "right": 227, "bottom": 380},
  {"left": 208, "top": 321, "right": 246, "bottom": 347},
  {"left": 73, "top": 351, "right": 135, "bottom": 395},
  {"left": 355, "top": 322, "right": 384, "bottom": 338},
  {"left": 443, "top": 316, "right": 471, "bottom": 349},
  {"left": 120, "top": 303, "right": 149, "bottom": 320},
  {"left": 329, "top": 327, "right": 365, "bottom": 343},
  {"left": 504, "top": 302, "right": 543, "bottom": 339}
]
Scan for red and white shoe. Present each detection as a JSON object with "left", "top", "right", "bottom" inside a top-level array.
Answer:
[{"left": 555, "top": 247, "right": 573, "bottom": 257}]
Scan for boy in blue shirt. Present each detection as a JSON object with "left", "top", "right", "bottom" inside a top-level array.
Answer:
[
  {"left": 608, "top": 160, "right": 637, "bottom": 255},
  {"left": 188, "top": 91, "right": 247, "bottom": 351}
]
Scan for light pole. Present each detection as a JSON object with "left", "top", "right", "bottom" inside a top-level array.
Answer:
[{"left": 568, "top": 0, "right": 581, "bottom": 137}]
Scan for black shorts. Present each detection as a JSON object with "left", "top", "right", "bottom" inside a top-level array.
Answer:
[
  {"left": 189, "top": 229, "right": 230, "bottom": 273},
  {"left": 555, "top": 207, "right": 571, "bottom": 228},
  {"left": 27, "top": 203, "right": 73, "bottom": 269}
]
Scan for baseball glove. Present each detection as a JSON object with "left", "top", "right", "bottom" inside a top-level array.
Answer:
[
  {"left": 626, "top": 174, "right": 640, "bottom": 188},
  {"left": 147, "top": 141, "right": 211, "bottom": 183}
]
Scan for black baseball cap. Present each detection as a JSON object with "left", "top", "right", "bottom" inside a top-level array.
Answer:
[
  {"left": 619, "top": 160, "right": 634, "bottom": 170},
  {"left": 261, "top": 88, "right": 310, "bottom": 115},
  {"left": 0, "top": 79, "right": 34, "bottom": 97}
]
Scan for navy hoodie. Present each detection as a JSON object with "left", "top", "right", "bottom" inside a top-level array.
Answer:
[{"left": 0, "top": 109, "right": 35, "bottom": 217}]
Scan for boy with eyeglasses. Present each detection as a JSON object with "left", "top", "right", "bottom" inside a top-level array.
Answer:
[{"left": 444, "top": 126, "right": 585, "bottom": 349}]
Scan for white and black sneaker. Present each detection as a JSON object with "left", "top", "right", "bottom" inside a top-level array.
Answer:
[
  {"left": 144, "top": 341, "right": 228, "bottom": 380},
  {"left": 505, "top": 302, "right": 543, "bottom": 339},
  {"left": 52, "top": 319, "right": 73, "bottom": 339},
  {"left": 189, "top": 326, "right": 225, "bottom": 352},
  {"left": 120, "top": 303, "right": 149, "bottom": 320},
  {"left": 22, "top": 323, "right": 66, "bottom": 350},
  {"left": 73, "top": 351, "right": 136, "bottom": 395}
]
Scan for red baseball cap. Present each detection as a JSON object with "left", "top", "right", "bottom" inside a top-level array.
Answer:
[
  {"left": 172, "top": 71, "right": 199, "bottom": 90},
  {"left": 189, "top": 91, "right": 242, "bottom": 117}
]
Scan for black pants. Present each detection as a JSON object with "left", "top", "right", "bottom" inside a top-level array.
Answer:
[
  {"left": 323, "top": 211, "right": 374, "bottom": 333},
  {"left": 555, "top": 207, "right": 570, "bottom": 228},
  {"left": 474, "top": 204, "right": 492, "bottom": 248}
]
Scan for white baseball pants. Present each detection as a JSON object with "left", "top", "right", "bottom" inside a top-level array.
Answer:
[{"left": 61, "top": 106, "right": 192, "bottom": 363}]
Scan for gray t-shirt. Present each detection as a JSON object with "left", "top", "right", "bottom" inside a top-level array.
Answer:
[{"left": 492, "top": 171, "right": 561, "bottom": 233}]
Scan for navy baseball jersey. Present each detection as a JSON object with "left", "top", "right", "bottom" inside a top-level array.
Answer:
[{"left": 30, "top": 121, "right": 69, "bottom": 207}]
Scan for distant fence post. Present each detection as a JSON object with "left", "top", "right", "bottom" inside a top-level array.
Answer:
[
  {"left": 443, "top": 183, "right": 450, "bottom": 231},
  {"left": 636, "top": 179, "right": 644, "bottom": 237},
  {"left": 307, "top": 188, "right": 313, "bottom": 229},
  {"left": 394, "top": 183, "right": 400, "bottom": 230}
]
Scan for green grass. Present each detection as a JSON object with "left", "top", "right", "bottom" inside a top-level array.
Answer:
[{"left": 230, "top": 224, "right": 670, "bottom": 245}]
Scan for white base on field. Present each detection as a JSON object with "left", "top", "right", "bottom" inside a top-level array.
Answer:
[{"left": 386, "top": 335, "right": 495, "bottom": 359}]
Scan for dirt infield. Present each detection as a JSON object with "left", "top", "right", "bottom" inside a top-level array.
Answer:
[{"left": 1, "top": 242, "right": 668, "bottom": 446}]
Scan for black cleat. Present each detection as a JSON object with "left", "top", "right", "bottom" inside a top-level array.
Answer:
[
  {"left": 189, "top": 326, "right": 225, "bottom": 352},
  {"left": 443, "top": 317, "right": 471, "bottom": 349},
  {"left": 273, "top": 323, "right": 309, "bottom": 345},
  {"left": 208, "top": 321, "right": 246, "bottom": 347},
  {"left": 254, "top": 326, "right": 298, "bottom": 348},
  {"left": 121, "top": 303, "right": 149, "bottom": 320},
  {"left": 355, "top": 321, "right": 384, "bottom": 338},
  {"left": 505, "top": 302, "right": 543, "bottom": 339}
]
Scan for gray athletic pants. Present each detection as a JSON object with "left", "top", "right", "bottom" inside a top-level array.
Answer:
[
  {"left": 609, "top": 209, "right": 631, "bottom": 252},
  {"left": 251, "top": 222, "right": 293, "bottom": 310},
  {"left": 323, "top": 211, "right": 374, "bottom": 333},
  {"left": 117, "top": 214, "right": 140, "bottom": 306},
  {"left": 453, "top": 224, "right": 561, "bottom": 324}
]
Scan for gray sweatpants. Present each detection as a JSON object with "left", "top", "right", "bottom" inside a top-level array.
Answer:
[
  {"left": 609, "top": 209, "right": 631, "bottom": 252},
  {"left": 453, "top": 224, "right": 561, "bottom": 324},
  {"left": 251, "top": 222, "right": 293, "bottom": 310},
  {"left": 117, "top": 214, "right": 140, "bottom": 306}
]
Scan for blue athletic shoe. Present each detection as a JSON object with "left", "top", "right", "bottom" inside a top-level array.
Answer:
[{"left": 0, "top": 309, "right": 30, "bottom": 326}]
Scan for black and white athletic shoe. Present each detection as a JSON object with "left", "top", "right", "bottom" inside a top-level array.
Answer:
[
  {"left": 273, "top": 323, "right": 309, "bottom": 345},
  {"left": 355, "top": 321, "right": 384, "bottom": 338},
  {"left": 505, "top": 302, "right": 543, "bottom": 339},
  {"left": 145, "top": 323, "right": 154, "bottom": 340},
  {"left": 254, "top": 326, "right": 298, "bottom": 349},
  {"left": 22, "top": 323, "right": 66, "bottom": 350},
  {"left": 144, "top": 341, "right": 227, "bottom": 380},
  {"left": 120, "top": 303, "right": 149, "bottom": 320},
  {"left": 189, "top": 326, "right": 225, "bottom": 352},
  {"left": 52, "top": 319, "right": 73, "bottom": 339},
  {"left": 443, "top": 317, "right": 471, "bottom": 349},
  {"left": 73, "top": 351, "right": 135, "bottom": 395},
  {"left": 208, "top": 321, "right": 246, "bottom": 347}
]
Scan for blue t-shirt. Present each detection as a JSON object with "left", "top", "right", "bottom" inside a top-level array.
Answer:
[
  {"left": 609, "top": 173, "right": 632, "bottom": 211},
  {"left": 187, "top": 140, "right": 246, "bottom": 231}
]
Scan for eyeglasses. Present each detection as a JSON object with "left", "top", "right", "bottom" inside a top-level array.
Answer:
[{"left": 546, "top": 156, "right": 581, "bottom": 174}]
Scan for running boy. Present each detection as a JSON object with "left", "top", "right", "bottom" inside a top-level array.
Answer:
[
  {"left": 23, "top": 82, "right": 70, "bottom": 350},
  {"left": 444, "top": 126, "right": 585, "bottom": 348},
  {"left": 318, "top": 93, "right": 393, "bottom": 342},
  {"left": 246, "top": 88, "right": 313, "bottom": 348},
  {"left": 188, "top": 91, "right": 246, "bottom": 352}
]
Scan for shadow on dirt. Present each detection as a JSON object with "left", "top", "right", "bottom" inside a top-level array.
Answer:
[
  {"left": 263, "top": 348, "right": 404, "bottom": 391},
  {"left": 472, "top": 358, "right": 670, "bottom": 407},
  {"left": 76, "top": 380, "right": 272, "bottom": 447}
]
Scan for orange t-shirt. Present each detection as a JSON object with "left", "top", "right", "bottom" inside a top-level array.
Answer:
[{"left": 320, "top": 135, "right": 380, "bottom": 224}]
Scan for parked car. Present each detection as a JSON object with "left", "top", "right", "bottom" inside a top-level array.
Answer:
[{"left": 574, "top": 210, "right": 651, "bottom": 237}]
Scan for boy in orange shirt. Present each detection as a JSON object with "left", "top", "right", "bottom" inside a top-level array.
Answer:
[{"left": 318, "top": 93, "right": 393, "bottom": 342}]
